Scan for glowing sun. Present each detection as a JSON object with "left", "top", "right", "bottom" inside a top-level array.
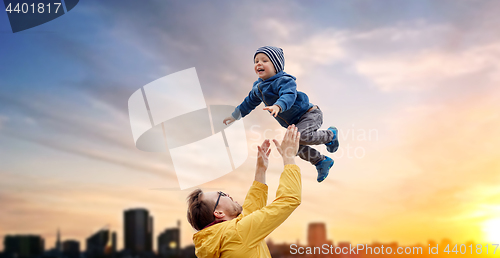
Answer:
[{"left": 483, "top": 218, "right": 500, "bottom": 243}]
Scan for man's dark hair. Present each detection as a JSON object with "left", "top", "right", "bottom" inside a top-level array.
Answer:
[{"left": 187, "top": 189, "right": 215, "bottom": 231}]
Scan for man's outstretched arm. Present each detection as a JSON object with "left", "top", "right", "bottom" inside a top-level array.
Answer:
[
  {"left": 237, "top": 125, "right": 302, "bottom": 247},
  {"left": 242, "top": 139, "right": 271, "bottom": 216}
]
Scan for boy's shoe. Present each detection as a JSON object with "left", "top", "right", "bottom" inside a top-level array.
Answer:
[
  {"left": 316, "top": 156, "right": 334, "bottom": 183},
  {"left": 325, "top": 127, "right": 339, "bottom": 153}
]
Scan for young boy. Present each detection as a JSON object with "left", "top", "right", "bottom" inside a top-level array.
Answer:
[{"left": 223, "top": 46, "right": 339, "bottom": 182}]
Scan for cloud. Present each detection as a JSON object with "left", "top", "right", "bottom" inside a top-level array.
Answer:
[
  {"left": 0, "top": 92, "right": 181, "bottom": 187},
  {"left": 0, "top": 115, "right": 8, "bottom": 129},
  {"left": 354, "top": 42, "right": 500, "bottom": 91},
  {"left": 280, "top": 30, "right": 346, "bottom": 78},
  {"left": 13, "top": 132, "right": 176, "bottom": 179},
  {"left": 250, "top": 19, "right": 500, "bottom": 93},
  {"left": 310, "top": 18, "right": 500, "bottom": 92}
]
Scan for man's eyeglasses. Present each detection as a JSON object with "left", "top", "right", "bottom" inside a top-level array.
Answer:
[{"left": 213, "top": 191, "right": 228, "bottom": 212}]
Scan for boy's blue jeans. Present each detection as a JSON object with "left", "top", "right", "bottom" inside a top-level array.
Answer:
[{"left": 295, "top": 106, "right": 334, "bottom": 165}]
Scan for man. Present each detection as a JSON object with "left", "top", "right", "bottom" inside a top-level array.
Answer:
[{"left": 187, "top": 125, "right": 302, "bottom": 257}]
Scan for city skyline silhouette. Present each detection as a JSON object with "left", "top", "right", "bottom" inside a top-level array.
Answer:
[{"left": 2, "top": 207, "right": 498, "bottom": 258}]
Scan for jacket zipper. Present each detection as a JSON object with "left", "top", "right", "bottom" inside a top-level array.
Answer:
[{"left": 257, "top": 82, "right": 290, "bottom": 126}]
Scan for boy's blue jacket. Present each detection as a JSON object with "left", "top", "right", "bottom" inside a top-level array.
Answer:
[{"left": 232, "top": 71, "right": 313, "bottom": 128}]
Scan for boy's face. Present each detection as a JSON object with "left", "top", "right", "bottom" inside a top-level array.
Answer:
[{"left": 254, "top": 53, "right": 277, "bottom": 80}]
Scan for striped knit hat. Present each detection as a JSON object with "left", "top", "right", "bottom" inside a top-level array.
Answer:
[{"left": 254, "top": 46, "right": 285, "bottom": 73}]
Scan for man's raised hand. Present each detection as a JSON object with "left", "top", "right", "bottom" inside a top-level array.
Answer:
[
  {"left": 255, "top": 139, "right": 271, "bottom": 184},
  {"left": 273, "top": 124, "right": 300, "bottom": 165},
  {"left": 257, "top": 139, "right": 271, "bottom": 171}
]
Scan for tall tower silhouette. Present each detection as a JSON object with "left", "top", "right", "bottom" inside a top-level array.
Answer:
[
  {"left": 307, "top": 222, "right": 331, "bottom": 258},
  {"left": 56, "top": 228, "right": 61, "bottom": 252},
  {"left": 308, "top": 222, "right": 328, "bottom": 247},
  {"left": 124, "top": 208, "right": 153, "bottom": 254}
]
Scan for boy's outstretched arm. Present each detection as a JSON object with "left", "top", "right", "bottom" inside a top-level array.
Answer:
[
  {"left": 223, "top": 89, "right": 262, "bottom": 125},
  {"left": 273, "top": 77, "right": 298, "bottom": 113}
]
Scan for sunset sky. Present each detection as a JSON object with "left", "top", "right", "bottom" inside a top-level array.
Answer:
[{"left": 1, "top": 0, "right": 500, "bottom": 251}]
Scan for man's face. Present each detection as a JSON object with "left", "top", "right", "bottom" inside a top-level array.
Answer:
[{"left": 202, "top": 191, "right": 243, "bottom": 218}]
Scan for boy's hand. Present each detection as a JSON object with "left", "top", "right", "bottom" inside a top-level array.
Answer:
[
  {"left": 273, "top": 125, "right": 300, "bottom": 165},
  {"left": 223, "top": 116, "right": 236, "bottom": 125},
  {"left": 263, "top": 105, "right": 281, "bottom": 117}
]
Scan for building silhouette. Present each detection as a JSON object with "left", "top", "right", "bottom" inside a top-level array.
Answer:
[
  {"left": 179, "top": 246, "right": 196, "bottom": 258},
  {"left": 308, "top": 222, "right": 331, "bottom": 247},
  {"left": 3, "top": 235, "right": 44, "bottom": 258},
  {"left": 337, "top": 241, "right": 357, "bottom": 258},
  {"left": 158, "top": 221, "right": 180, "bottom": 258},
  {"left": 86, "top": 229, "right": 116, "bottom": 258},
  {"left": 267, "top": 239, "right": 304, "bottom": 258},
  {"left": 440, "top": 238, "right": 452, "bottom": 248},
  {"left": 124, "top": 209, "right": 153, "bottom": 255},
  {"left": 61, "top": 240, "right": 79, "bottom": 258}
]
